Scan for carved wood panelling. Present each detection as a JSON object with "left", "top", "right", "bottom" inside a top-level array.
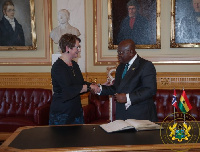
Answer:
[
  {"left": 85, "top": 72, "right": 107, "bottom": 84},
  {"left": 0, "top": 72, "right": 200, "bottom": 105},
  {"left": 1, "top": 72, "right": 200, "bottom": 89},
  {"left": 85, "top": 72, "right": 200, "bottom": 89},
  {"left": 0, "top": 73, "right": 52, "bottom": 89},
  {"left": 157, "top": 72, "right": 200, "bottom": 89}
]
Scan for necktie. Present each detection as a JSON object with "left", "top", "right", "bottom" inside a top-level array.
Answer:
[
  {"left": 122, "top": 63, "right": 129, "bottom": 79},
  {"left": 129, "top": 17, "right": 135, "bottom": 29}
]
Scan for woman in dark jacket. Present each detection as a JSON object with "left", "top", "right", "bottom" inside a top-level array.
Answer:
[{"left": 49, "top": 34, "right": 95, "bottom": 125}]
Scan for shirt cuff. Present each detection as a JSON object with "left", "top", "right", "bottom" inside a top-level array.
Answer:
[
  {"left": 125, "top": 93, "right": 131, "bottom": 110},
  {"left": 97, "top": 85, "right": 102, "bottom": 95}
]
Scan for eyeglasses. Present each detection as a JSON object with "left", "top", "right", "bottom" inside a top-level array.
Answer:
[
  {"left": 73, "top": 45, "right": 81, "bottom": 50},
  {"left": 7, "top": 9, "right": 15, "bottom": 13},
  {"left": 117, "top": 50, "right": 130, "bottom": 55}
]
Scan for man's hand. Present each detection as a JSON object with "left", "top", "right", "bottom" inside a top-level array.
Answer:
[
  {"left": 114, "top": 93, "right": 127, "bottom": 103},
  {"left": 90, "top": 84, "right": 101, "bottom": 94}
]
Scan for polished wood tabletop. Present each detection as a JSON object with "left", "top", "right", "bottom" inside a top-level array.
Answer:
[{"left": 0, "top": 124, "right": 200, "bottom": 152}]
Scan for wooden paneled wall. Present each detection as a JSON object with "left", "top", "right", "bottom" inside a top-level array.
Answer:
[
  {"left": 156, "top": 72, "right": 200, "bottom": 89},
  {"left": 0, "top": 72, "right": 200, "bottom": 106},
  {"left": 86, "top": 72, "right": 200, "bottom": 89},
  {"left": 0, "top": 73, "right": 52, "bottom": 89}
]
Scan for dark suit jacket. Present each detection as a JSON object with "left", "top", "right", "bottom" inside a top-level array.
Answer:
[
  {"left": 0, "top": 16, "right": 25, "bottom": 46},
  {"left": 117, "top": 14, "right": 150, "bottom": 45},
  {"left": 50, "top": 58, "right": 90, "bottom": 122},
  {"left": 101, "top": 56, "right": 158, "bottom": 122}
]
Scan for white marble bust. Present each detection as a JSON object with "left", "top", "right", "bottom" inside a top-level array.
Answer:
[{"left": 50, "top": 9, "right": 81, "bottom": 52}]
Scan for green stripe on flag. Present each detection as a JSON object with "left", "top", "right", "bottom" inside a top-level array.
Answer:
[{"left": 178, "top": 90, "right": 192, "bottom": 113}]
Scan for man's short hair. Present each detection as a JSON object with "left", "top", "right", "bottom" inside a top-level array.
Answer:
[
  {"left": 2, "top": 0, "right": 14, "bottom": 13},
  {"left": 127, "top": 0, "right": 139, "bottom": 9}
]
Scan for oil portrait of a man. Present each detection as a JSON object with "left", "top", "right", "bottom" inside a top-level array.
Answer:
[
  {"left": 112, "top": 0, "right": 157, "bottom": 46},
  {"left": 0, "top": 0, "right": 33, "bottom": 48}
]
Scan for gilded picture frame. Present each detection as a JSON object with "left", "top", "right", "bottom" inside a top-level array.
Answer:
[
  {"left": 0, "top": 0, "right": 52, "bottom": 65},
  {"left": 94, "top": 0, "right": 200, "bottom": 65},
  {"left": 94, "top": 0, "right": 161, "bottom": 65},
  {"left": 108, "top": 0, "right": 161, "bottom": 49},
  {"left": 171, "top": 0, "right": 200, "bottom": 48},
  {"left": 0, "top": 0, "right": 37, "bottom": 50}
]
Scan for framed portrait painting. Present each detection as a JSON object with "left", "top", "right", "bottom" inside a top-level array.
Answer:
[
  {"left": 108, "top": 0, "right": 161, "bottom": 49},
  {"left": 171, "top": 0, "right": 200, "bottom": 48},
  {"left": 94, "top": 0, "right": 160, "bottom": 65},
  {"left": 0, "top": 0, "right": 36, "bottom": 50},
  {"left": 0, "top": 0, "right": 52, "bottom": 65}
]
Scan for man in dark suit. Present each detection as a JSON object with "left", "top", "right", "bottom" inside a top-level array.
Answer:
[
  {"left": 0, "top": 0, "right": 25, "bottom": 46},
  {"left": 117, "top": 0, "right": 150, "bottom": 45},
  {"left": 96, "top": 39, "right": 157, "bottom": 122}
]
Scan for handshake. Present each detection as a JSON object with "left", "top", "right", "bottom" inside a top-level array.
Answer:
[
  {"left": 88, "top": 81, "right": 111, "bottom": 94},
  {"left": 89, "top": 84, "right": 101, "bottom": 94},
  {"left": 88, "top": 82, "right": 127, "bottom": 104}
]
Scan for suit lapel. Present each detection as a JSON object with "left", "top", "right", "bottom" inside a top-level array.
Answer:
[
  {"left": 118, "top": 56, "right": 140, "bottom": 91},
  {"left": 3, "top": 17, "right": 14, "bottom": 33}
]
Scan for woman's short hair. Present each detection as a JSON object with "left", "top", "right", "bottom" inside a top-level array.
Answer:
[
  {"left": 2, "top": 0, "right": 14, "bottom": 14},
  {"left": 59, "top": 34, "right": 81, "bottom": 53}
]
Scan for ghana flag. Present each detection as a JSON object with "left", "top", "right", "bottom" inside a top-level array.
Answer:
[{"left": 178, "top": 90, "right": 192, "bottom": 113}]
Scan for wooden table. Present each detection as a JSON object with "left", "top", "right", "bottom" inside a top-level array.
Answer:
[
  {"left": 0, "top": 132, "right": 12, "bottom": 142},
  {"left": 0, "top": 124, "right": 200, "bottom": 152}
]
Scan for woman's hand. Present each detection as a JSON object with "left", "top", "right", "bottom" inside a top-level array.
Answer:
[{"left": 80, "top": 85, "right": 87, "bottom": 93}]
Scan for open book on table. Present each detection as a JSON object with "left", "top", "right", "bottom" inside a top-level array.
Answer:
[{"left": 100, "top": 119, "right": 162, "bottom": 133}]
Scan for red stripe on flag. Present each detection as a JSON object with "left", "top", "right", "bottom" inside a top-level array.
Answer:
[{"left": 182, "top": 90, "right": 192, "bottom": 110}]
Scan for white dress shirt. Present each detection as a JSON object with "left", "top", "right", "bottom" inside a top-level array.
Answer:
[
  {"left": 5, "top": 15, "right": 15, "bottom": 31},
  {"left": 125, "top": 54, "right": 137, "bottom": 110}
]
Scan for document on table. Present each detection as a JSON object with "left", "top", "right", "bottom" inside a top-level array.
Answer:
[{"left": 100, "top": 119, "right": 162, "bottom": 133}]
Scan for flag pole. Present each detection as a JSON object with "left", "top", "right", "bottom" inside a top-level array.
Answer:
[
  {"left": 183, "top": 87, "right": 186, "bottom": 124},
  {"left": 174, "top": 106, "right": 175, "bottom": 124},
  {"left": 173, "top": 88, "right": 175, "bottom": 124}
]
